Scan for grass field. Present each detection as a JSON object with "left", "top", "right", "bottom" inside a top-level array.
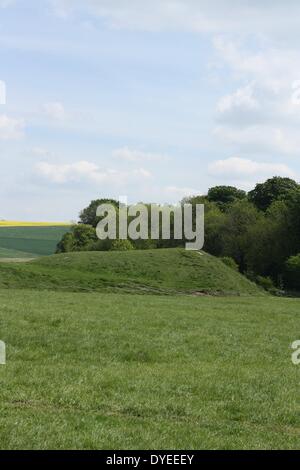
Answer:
[
  {"left": 0, "top": 248, "right": 298, "bottom": 449},
  {"left": 0, "top": 289, "right": 298, "bottom": 449},
  {"left": 0, "top": 226, "right": 70, "bottom": 258}
]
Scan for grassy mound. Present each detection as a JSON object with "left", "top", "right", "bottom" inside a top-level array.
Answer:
[{"left": 0, "top": 248, "right": 262, "bottom": 295}]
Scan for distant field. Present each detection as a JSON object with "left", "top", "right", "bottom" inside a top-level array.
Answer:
[
  {"left": 0, "top": 247, "right": 36, "bottom": 259},
  {"left": 0, "top": 226, "right": 71, "bottom": 258}
]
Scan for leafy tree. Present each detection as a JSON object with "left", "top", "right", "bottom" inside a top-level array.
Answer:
[
  {"left": 244, "top": 203, "right": 283, "bottom": 279},
  {"left": 245, "top": 198, "right": 300, "bottom": 284},
  {"left": 283, "top": 188, "right": 300, "bottom": 255},
  {"left": 79, "top": 198, "right": 120, "bottom": 227},
  {"left": 248, "top": 177, "right": 299, "bottom": 211},
  {"left": 285, "top": 254, "right": 300, "bottom": 290},
  {"left": 220, "top": 200, "right": 261, "bottom": 272},
  {"left": 202, "top": 201, "right": 226, "bottom": 256},
  {"left": 182, "top": 196, "right": 226, "bottom": 255},
  {"left": 181, "top": 195, "right": 207, "bottom": 205},
  {"left": 56, "top": 231, "right": 76, "bottom": 253},
  {"left": 56, "top": 224, "right": 97, "bottom": 253},
  {"left": 207, "top": 186, "right": 246, "bottom": 210}
]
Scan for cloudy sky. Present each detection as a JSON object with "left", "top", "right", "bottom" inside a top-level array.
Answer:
[{"left": 1, "top": 0, "right": 300, "bottom": 220}]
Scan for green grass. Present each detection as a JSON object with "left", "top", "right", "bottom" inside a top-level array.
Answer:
[
  {"left": 0, "top": 289, "right": 298, "bottom": 449},
  {"left": 0, "top": 247, "right": 38, "bottom": 259},
  {"left": 0, "top": 226, "right": 70, "bottom": 257},
  {"left": 0, "top": 248, "right": 296, "bottom": 449},
  {"left": 0, "top": 249, "right": 262, "bottom": 295}
]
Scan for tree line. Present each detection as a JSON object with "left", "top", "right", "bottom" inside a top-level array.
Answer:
[{"left": 57, "top": 176, "right": 300, "bottom": 293}]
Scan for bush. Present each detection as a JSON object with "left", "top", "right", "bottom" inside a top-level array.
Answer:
[
  {"left": 245, "top": 272, "right": 279, "bottom": 293},
  {"left": 220, "top": 257, "right": 239, "bottom": 271},
  {"left": 132, "top": 239, "right": 158, "bottom": 250},
  {"left": 285, "top": 254, "right": 300, "bottom": 290},
  {"left": 255, "top": 275, "right": 275, "bottom": 291},
  {"left": 56, "top": 225, "right": 97, "bottom": 253},
  {"left": 110, "top": 239, "right": 135, "bottom": 251}
]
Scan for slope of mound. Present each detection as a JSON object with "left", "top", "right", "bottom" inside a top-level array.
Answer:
[{"left": 0, "top": 248, "right": 263, "bottom": 295}]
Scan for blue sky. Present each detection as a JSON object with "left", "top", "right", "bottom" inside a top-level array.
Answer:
[{"left": 1, "top": 0, "right": 300, "bottom": 220}]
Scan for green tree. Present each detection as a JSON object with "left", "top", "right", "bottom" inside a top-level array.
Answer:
[
  {"left": 245, "top": 211, "right": 282, "bottom": 280},
  {"left": 203, "top": 201, "right": 226, "bottom": 256},
  {"left": 283, "top": 188, "right": 300, "bottom": 255},
  {"left": 285, "top": 254, "right": 300, "bottom": 290},
  {"left": 79, "top": 198, "right": 120, "bottom": 227},
  {"left": 56, "top": 224, "right": 97, "bottom": 253},
  {"left": 56, "top": 231, "right": 76, "bottom": 253},
  {"left": 207, "top": 186, "right": 246, "bottom": 210},
  {"left": 221, "top": 200, "right": 261, "bottom": 271},
  {"left": 248, "top": 177, "right": 299, "bottom": 211}
]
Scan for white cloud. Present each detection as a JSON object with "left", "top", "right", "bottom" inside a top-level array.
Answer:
[
  {"left": 216, "top": 83, "right": 261, "bottom": 125},
  {"left": 49, "top": 0, "right": 72, "bottom": 18},
  {"left": 214, "top": 122, "right": 300, "bottom": 156},
  {"left": 49, "top": 1, "right": 300, "bottom": 38},
  {"left": 217, "top": 84, "right": 258, "bottom": 114},
  {"left": 213, "top": 36, "right": 300, "bottom": 155},
  {"left": 43, "top": 102, "right": 67, "bottom": 121},
  {"left": 0, "top": 80, "right": 6, "bottom": 105},
  {"left": 49, "top": 0, "right": 223, "bottom": 32},
  {"left": 216, "top": 83, "right": 264, "bottom": 127},
  {"left": 213, "top": 36, "right": 300, "bottom": 92},
  {"left": 209, "top": 157, "right": 295, "bottom": 181},
  {"left": 0, "top": 114, "right": 24, "bottom": 140},
  {"left": 113, "top": 147, "right": 168, "bottom": 163},
  {"left": 32, "top": 147, "right": 52, "bottom": 158},
  {"left": 164, "top": 186, "right": 199, "bottom": 198},
  {"left": 0, "top": 0, "right": 15, "bottom": 7},
  {"left": 36, "top": 160, "right": 151, "bottom": 184},
  {"left": 37, "top": 161, "right": 98, "bottom": 183},
  {"left": 133, "top": 168, "right": 152, "bottom": 178}
]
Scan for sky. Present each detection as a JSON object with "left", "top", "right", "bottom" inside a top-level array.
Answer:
[{"left": 1, "top": 0, "right": 300, "bottom": 221}]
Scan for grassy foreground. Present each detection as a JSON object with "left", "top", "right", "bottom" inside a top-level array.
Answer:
[
  {"left": 0, "top": 249, "right": 262, "bottom": 295},
  {"left": 0, "top": 289, "right": 298, "bottom": 449}
]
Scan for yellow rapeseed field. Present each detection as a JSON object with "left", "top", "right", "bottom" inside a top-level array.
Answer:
[{"left": 0, "top": 221, "right": 70, "bottom": 227}]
